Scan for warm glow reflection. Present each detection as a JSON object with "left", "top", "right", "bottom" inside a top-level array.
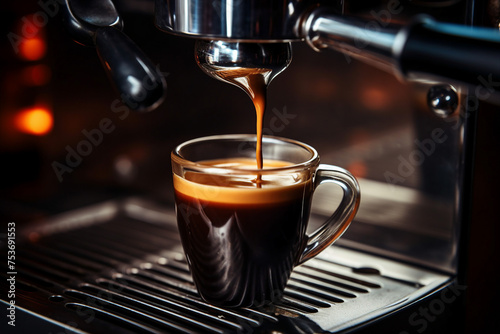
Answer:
[
  {"left": 19, "top": 37, "right": 46, "bottom": 61},
  {"left": 347, "top": 160, "right": 368, "bottom": 179},
  {"left": 361, "top": 87, "right": 390, "bottom": 112},
  {"left": 21, "top": 64, "right": 51, "bottom": 86},
  {"left": 15, "top": 107, "right": 53, "bottom": 135}
]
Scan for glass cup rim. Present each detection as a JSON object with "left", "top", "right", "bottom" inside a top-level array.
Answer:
[{"left": 172, "top": 134, "right": 319, "bottom": 173}]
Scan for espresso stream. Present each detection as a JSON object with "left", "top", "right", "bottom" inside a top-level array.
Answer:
[{"left": 207, "top": 67, "right": 271, "bottom": 184}]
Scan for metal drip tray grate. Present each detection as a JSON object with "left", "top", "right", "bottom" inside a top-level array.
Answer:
[{"left": 2, "top": 198, "right": 452, "bottom": 333}]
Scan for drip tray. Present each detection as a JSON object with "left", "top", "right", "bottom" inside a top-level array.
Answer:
[{"left": 1, "top": 198, "right": 452, "bottom": 333}]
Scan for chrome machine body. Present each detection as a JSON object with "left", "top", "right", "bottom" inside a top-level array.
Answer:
[{"left": 1, "top": 1, "right": 499, "bottom": 333}]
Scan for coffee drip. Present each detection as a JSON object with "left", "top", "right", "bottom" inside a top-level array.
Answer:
[
  {"left": 195, "top": 41, "right": 292, "bottom": 182},
  {"left": 204, "top": 67, "right": 270, "bottom": 171}
]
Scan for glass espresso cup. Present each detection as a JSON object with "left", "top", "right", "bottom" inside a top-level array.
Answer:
[{"left": 171, "top": 134, "right": 360, "bottom": 307}]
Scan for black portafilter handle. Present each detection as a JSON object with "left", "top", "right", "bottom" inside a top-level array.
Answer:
[
  {"left": 94, "top": 27, "right": 166, "bottom": 111},
  {"left": 304, "top": 10, "right": 500, "bottom": 96},
  {"left": 62, "top": 0, "right": 166, "bottom": 112}
]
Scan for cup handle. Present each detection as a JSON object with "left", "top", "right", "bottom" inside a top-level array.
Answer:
[{"left": 297, "top": 164, "right": 361, "bottom": 265}]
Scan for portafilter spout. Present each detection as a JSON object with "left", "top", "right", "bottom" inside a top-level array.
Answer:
[{"left": 194, "top": 41, "right": 292, "bottom": 95}]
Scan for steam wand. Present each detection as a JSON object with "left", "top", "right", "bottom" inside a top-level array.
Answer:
[{"left": 302, "top": 9, "right": 500, "bottom": 91}]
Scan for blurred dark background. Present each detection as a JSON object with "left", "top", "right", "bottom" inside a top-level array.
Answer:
[
  {"left": 0, "top": 0, "right": 417, "bottom": 223},
  {"left": 1, "top": 1, "right": 500, "bottom": 332}
]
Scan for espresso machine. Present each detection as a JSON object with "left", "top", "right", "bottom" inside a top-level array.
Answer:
[{"left": 1, "top": 0, "right": 500, "bottom": 333}]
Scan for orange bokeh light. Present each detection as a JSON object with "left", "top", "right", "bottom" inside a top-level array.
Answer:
[
  {"left": 19, "top": 37, "right": 46, "bottom": 61},
  {"left": 21, "top": 64, "right": 51, "bottom": 86},
  {"left": 347, "top": 160, "right": 368, "bottom": 179},
  {"left": 361, "top": 87, "right": 390, "bottom": 112},
  {"left": 15, "top": 107, "right": 53, "bottom": 135}
]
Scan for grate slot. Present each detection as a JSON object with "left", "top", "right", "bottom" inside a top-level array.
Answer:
[
  {"left": 57, "top": 236, "right": 143, "bottom": 263},
  {"left": 141, "top": 263, "right": 194, "bottom": 284},
  {"left": 290, "top": 274, "right": 357, "bottom": 298},
  {"left": 64, "top": 289, "right": 216, "bottom": 334},
  {"left": 97, "top": 220, "right": 181, "bottom": 244},
  {"left": 302, "top": 262, "right": 382, "bottom": 289},
  {"left": 65, "top": 302, "right": 164, "bottom": 334},
  {"left": 23, "top": 243, "right": 105, "bottom": 272},
  {"left": 14, "top": 269, "right": 56, "bottom": 289},
  {"left": 89, "top": 280, "right": 248, "bottom": 332},
  {"left": 295, "top": 266, "right": 376, "bottom": 293},
  {"left": 282, "top": 289, "right": 331, "bottom": 308},
  {"left": 51, "top": 242, "right": 125, "bottom": 267},
  {"left": 129, "top": 270, "right": 199, "bottom": 295},
  {"left": 77, "top": 284, "right": 231, "bottom": 334},
  {"left": 275, "top": 297, "right": 319, "bottom": 313},
  {"left": 157, "top": 250, "right": 189, "bottom": 263},
  {"left": 16, "top": 258, "right": 72, "bottom": 283},
  {"left": 155, "top": 257, "right": 191, "bottom": 273},
  {"left": 109, "top": 275, "right": 275, "bottom": 326},
  {"left": 64, "top": 228, "right": 171, "bottom": 259},
  {"left": 14, "top": 279, "right": 39, "bottom": 293},
  {"left": 18, "top": 251, "right": 92, "bottom": 277},
  {"left": 285, "top": 282, "right": 345, "bottom": 303},
  {"left": 114, "top": 274, "right": 198, "bottom": 299}
]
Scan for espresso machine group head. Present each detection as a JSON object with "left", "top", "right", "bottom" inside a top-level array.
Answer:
[{"left": 63, "top": 0, "right": 500, "bottom": 111}]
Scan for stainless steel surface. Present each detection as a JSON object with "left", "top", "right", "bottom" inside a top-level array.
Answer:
[
  {"left": 2, "top": 198, "right": 451, "bottom": 333},
  {"left": 154, "top": 0, "right": 338, "bottom": 42},
  {"left": 195, "top": 40, "right": 292, "bottom": 94},
  {"left": 302, "top": 8, "right": 400, "bottom": 73},
  {"left": 312, "top": 178, "right": 457, "bottom": 273},
  {"left": 303, "top": 9, "right": 500, "bottom": 93},
  {"left": 156, "top": 0, "right": 500, "bottom": 98}
]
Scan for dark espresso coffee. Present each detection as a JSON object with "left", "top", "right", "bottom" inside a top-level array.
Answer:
[{"left": 173, "top": 158, "right": 314, "bottom": 307}]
